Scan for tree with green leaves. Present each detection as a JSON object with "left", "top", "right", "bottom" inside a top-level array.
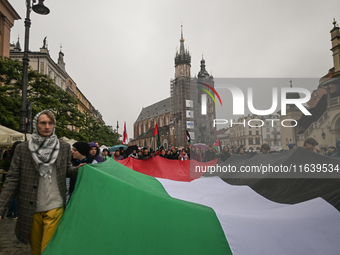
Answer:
[
  {"left": 0, "top": 57, "right": 23, "bottom": 130},
  {"left": 77, "top": 112, "right": 120, "bottom": 145},
  {"left": 0, "top": 56, "right": 83, "bottom": 133},
  {"left": 1, "top": 57, "right": 120, "bottom": 146}
]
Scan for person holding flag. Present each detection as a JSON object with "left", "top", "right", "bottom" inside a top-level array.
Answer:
[
  {"left": 152, "top": 123, "right": 161, "bottom": 150},
  {"left": 213, "top": 140, "right": 221, "bottom": 156}
]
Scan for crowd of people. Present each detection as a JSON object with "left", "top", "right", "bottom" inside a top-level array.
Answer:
[
  {"left": 0, "top": 109, "right": 340, "bottom": 255},
  {"left": 114, "top": 137, "right": 339, "bottom": 163},
  {"left": 105, "top": 144, "right": 221, "bottom": 162}
]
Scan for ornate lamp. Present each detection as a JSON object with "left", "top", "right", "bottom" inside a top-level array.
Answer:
[
  {"left": 32, "top": 0, "right": 50, "bottom": 15},
  {"left": 321, "top": 129, "right": 326, "bottom": 140}
]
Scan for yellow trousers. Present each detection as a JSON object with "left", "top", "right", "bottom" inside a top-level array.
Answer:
[{"left": 29, "top": 207, "right": 64, "bottom": 255}]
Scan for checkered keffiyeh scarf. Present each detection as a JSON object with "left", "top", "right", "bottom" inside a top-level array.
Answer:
[{"left": 28, "top": 110, "right": 59, "bottom": 183}]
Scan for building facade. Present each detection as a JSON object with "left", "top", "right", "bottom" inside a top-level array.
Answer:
[
  {"left": 217, "top": 128, "right": 230, "bottom": 148},
  {"left": 10, "top": 40, "right": 68, "bottom": 91},
  {"left": 228, "top": 115, "right": 263, "bottom": 151},
  {"left": 132, "top": 27, "right": 216, "bottom": 148},
  {"left": 133, "top": 98, "right": 173, "bottom": 149},
  {"left": 261, "top": 114, "right": 282, "bottom": 151},
  {"left": 281, "top": 20, "right": 340, "bottom": 153},
  {"left": 10, "top": 39, "right": 105, "bottom": 125},
  {"left": 0, "top": 0, "right": 19, "bottom": 57}
]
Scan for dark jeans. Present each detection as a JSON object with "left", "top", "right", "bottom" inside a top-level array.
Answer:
[{"left": 6, "top": 194, "right": 17, "bottom": 218}]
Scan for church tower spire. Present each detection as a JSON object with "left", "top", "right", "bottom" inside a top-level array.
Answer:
[
  {"left": 179, "top": 25, "right": 185, "bottom": 55},
  {"left": 174, "top": 25, "right": 191, "bottom": 78},
  {"left": 330, "top": 18, "right": 340, "bottom": 74},
  {"left": 14, "top": 36, "right": 21, "bottom": 52},
  {"left": 57, "top": 44, "right": 66, "bottom": 72},
  {"left": 197, "top": 54, "right": 210, "bottom": 79}
]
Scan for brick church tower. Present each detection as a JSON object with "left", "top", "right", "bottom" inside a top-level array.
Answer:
[{"left": 170, "top": 26, "right": 192, "bottom": 147}]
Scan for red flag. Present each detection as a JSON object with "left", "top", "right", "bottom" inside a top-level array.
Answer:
[
  {"left": 213, "top": 140, "right": 220, "bottom": 155},
  {"left": 122, "top": 122, "right": 128, "bottom": 144},
  {"left": 153, "top": 123, "right": 161, "bottom": 149}
]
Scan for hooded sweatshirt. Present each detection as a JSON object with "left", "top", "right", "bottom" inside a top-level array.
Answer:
[{"left": 88, "top": 142, "right": 103, "bottom": 163}]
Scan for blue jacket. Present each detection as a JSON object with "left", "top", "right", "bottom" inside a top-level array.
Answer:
[{"left": 288, "top": 143, "right": 296, "bottom": 150}]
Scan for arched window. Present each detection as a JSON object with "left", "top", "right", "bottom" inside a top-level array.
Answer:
[{"left": 163, "top": 139, "right": 168, "bottom": 149}]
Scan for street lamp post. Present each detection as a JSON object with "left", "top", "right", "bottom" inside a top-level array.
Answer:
[{"left": 19, "top": 0, "right": 50, "bottom": 133}]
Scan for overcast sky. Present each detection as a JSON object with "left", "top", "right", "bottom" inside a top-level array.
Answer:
[{"left": 8, "top": 0, "right": 340, "bottom": 141}]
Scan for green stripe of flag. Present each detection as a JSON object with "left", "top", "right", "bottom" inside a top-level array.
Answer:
[{"left": 43, "top": 158, "right": 232, "bottom": 255}]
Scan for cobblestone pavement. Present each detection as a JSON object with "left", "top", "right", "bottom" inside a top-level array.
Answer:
[{"left": 0, "top": 218, "right": 31, "bottom": 255}]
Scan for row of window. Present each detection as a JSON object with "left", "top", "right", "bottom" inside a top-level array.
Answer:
[
  {"left": 265, "top": 128, "right": 279, "bottom": 132},
  {"left": 235, "top": 124, "right": 260, "bottom": 131},
  {"left": 137, "top": 115, "right": 170, "bottom": 136},
  {"left": 138, "top": 139, "right": 169, "bottom": 149},
  {"left": 40, "top": 62, "right": 66, "bottom": 90},
  {"left": 233, "top": 120, "right": 279, "bottom": 131},
  {"left": 231, "top": 138, "right": 261, "bottom": 146},
  {"left": 237, "top": 131, "right": 260, "bottom": 136},
  {"left": 266, "top": 134, "right": 281, "bottom": 139},
  {"left": 248, "top": 138, "right": 261, "bottom": 145}
]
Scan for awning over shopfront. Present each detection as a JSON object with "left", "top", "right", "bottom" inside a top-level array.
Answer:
[{"left": 0, "top": 125, "right": 25, "bottom": 147}]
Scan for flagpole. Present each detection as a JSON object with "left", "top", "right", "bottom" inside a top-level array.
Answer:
[{"left": 150, "top": 137, "right": 154, "bottom": 150}]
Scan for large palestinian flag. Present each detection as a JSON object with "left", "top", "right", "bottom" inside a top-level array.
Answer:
[{"left": 43, "top": 155, "right": 340, "bottom": 255}]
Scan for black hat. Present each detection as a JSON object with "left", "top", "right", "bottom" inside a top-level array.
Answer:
[{"left": 73, "top": 142, "right": 90, "bottom": 157}]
